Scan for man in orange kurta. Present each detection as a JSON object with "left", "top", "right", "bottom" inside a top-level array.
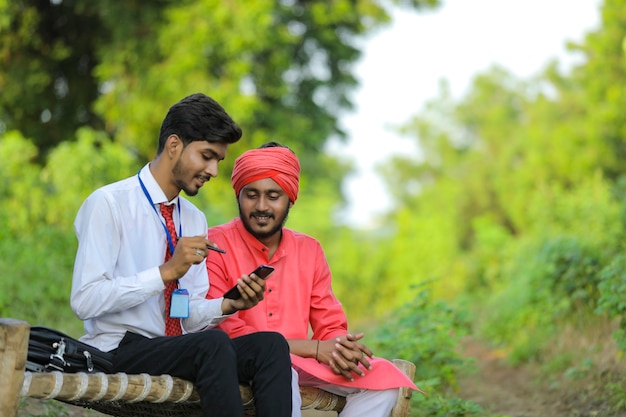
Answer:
[{"left": 206, "top": 142, "right": 420, "bottom": 417}]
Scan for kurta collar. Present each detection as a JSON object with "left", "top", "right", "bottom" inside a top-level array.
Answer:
[{"left": 233, "top": 218, "right": 291, "bottom": 262}]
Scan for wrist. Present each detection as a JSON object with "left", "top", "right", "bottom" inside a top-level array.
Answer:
[
  {"left": 159, "top": 264, "right": 181, "bottom": 284},
  {"left": 221, "top": 298, "right": 238, "bottom": 315},
  {"left": 159, "top": 265, "right": 172, "bottom": 284},
  {"left": 315, "top": 339, "right": 320, "bottom": 363}
]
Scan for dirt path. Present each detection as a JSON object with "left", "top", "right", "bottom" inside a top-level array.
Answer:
[
  {"left": 456, "top": 337, "right": 621, "bottom": 417},
  {"left": 456, "top": 338, "right": 562, "bottom": 417}
]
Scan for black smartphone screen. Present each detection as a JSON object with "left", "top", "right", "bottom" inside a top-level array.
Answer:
[
  {"left": 223, "top": 265, "right": 275, "bottom": 299},
  {"left": 250, "top": 264, "right": 274, "bottom": 279}
]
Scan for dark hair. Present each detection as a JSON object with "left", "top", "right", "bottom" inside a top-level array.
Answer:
[
  {"left": 259, "top": 141, "right": 292, "bottom": 151},
  {"left": 157, "top": 93, "right": 242, "bottom": 154}
]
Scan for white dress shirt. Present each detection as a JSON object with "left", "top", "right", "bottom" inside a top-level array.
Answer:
[{"left": 71, "top": 164, "right": 227, "bottom": 352}]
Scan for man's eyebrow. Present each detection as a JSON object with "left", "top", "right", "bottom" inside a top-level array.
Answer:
[
  {"left": 242, "top": 185, "right": 260, "bottom": 193},
  {"left": 203, "top": 147, "right": 225, "bottom": 161}
]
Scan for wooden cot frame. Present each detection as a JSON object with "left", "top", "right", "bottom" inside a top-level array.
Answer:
[{"left": 1, "top": 318, "right": 417, "bottom": 417}]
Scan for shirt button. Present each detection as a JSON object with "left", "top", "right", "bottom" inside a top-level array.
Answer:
[
  {"left": 268, "top": 288, "right": 273, "bottom": 293},
  {"left": 269, "top": 312, "right": 273, "bottom": 317}
]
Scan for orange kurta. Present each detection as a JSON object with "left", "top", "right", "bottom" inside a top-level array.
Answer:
[{"left": 207, "top": 218, "right": 418, "bottom": 391}]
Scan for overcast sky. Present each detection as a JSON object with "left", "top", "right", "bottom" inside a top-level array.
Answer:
[{"left": 330, "top": 0, "right": 602, "bottom": 227}]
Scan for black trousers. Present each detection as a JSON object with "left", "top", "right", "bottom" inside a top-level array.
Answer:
[{"left": 112, "top": 330, "right": 292, "bottom": 417}]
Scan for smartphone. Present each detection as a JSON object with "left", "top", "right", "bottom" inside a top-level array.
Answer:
[{"left": 223, "top": 264, "right": 275, "bottom": 300}]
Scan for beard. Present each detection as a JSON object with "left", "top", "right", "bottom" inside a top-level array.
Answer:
[
  {"left": 172, "top": 157, "right": 199, "bottom": 196},
  {"left": 239, "top": 203, "right": 290, "bottom": 241}
]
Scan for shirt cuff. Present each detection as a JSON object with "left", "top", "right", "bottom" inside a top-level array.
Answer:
[
  {"left": 182, "top": 297, "right": 234, "bottom": 333},
  {"left": 138, "top": 266, "right": 166, "bottom": 296}
]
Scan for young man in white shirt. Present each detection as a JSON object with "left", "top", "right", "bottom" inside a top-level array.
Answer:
[{"left": 70, "top": 93, "right": 292, "bottom": 417}]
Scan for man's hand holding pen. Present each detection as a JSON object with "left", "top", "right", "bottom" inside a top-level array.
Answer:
[
  {"left": 205, "top": 244, "right": 226, "bottom": 254},
  {"left": 160, "top": 235, "right": 225, "bottom": 283}
]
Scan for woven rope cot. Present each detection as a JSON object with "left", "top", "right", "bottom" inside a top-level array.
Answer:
[{"left": 1, "top": 319, "right": 416, "bottom": 417}]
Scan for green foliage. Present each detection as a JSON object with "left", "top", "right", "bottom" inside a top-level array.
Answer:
[
  {"left": 43, "top": 127, "right": 140, "bottom": 229},
  {"left": 473, "top": 228, "right": 614, "bottom": 363},
  {"left": 373, "top": 0, "right": 626, "bottom": 370},
  {"left": 0, "top": 226, "right": 81, "bottom": 335},
  {"left": 0, "top": 0, "right": 439, "bottom": 196},
  {"left": 523, "top": 174, "right": 623, "bottom": 249},
  {"left": 531, "top": 237, "right": 603, "bottom": 310},
  {"left": 566, "top": 0, "right": 626, "bottom": 179},
  {"left": 368, "top": 288, "right": 494, "bottom": 416},
  {"left": 469, "top": 172, "right": 623, "bottom": 361},
  {"left": 598, "top": 253, "right": 626, "bottom": 350},
  {"left": 18, "top": 398, "right": 71, "bottom": 417},
  {"left": 386, "top": 197, "right": 465, "bottom": 302},
  {"left": 0, "top": 130, "right": 138, "bottom": 336},
  {"left": 606, "top": 379, "right": 626, "bottom": 415},
  {"left": 0, "top": 1, "right": 104, "bottom": 155},
  {"left": 370, "top": 288, "right": 471, "bottom": 390},
  {"left": 464, "top": 214, "right": 515, "bottom": 291},
  {"left": 323, "top": 228, "right": 390, "bottom": 321},
  {"left": 0, "top": 131, "right": 45, "bottom": 235},
  {"left": 411, "top": 394, "right": 495, "bottom": 417}
]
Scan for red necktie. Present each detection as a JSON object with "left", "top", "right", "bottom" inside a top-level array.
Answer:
[{"left": 160, "top": 203, "right": 182, "bottom": 336}]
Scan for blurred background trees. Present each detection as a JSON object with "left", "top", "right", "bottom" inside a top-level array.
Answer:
[{"left": 5, "top": 0, "right": 626, "bottom": 415}]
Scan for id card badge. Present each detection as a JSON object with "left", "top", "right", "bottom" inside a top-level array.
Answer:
[{"left": 170, "top": 288, "right": 190, "bottom": 318}]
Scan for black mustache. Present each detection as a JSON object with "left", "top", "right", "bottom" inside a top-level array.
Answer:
[{"left": 251, "top": 212, "right": 273, "bottom": 218}]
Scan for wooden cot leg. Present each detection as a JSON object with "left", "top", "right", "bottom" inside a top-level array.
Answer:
[
  {"left": 390, "top": 359, "right": 416, "bottom": 417},
  {"left": 0, "top": 318, "right": 30, "bottom": 417}
]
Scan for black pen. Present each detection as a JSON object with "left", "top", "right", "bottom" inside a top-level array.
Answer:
[
  {"left": 206, "top": 245, "right": 226, "bottom": 254},
  {"left": 177, "top": 237, "right": 227, "bottom": 254}
]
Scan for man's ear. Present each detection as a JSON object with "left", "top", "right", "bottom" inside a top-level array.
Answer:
[{"left": 165, "top": 134, "right": 182, "bottom": 157}]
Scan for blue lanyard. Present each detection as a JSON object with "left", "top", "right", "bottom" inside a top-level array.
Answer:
[{"left": 137, "top": 170, "right": 181, "bottom": 256}]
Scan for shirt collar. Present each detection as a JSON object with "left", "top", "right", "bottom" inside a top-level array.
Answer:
[{"left": 139, "top": 163, "right": 180, "bottom": 206}]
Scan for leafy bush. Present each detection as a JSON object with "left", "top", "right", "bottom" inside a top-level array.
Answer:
[
  {"left": 368, "top": 288, "right": 496, "bottom": 416},
  {"left": 476, "top": 235, "right": 607, "bottom": 363},
  {"left": 597, "top": 253, "right": 626, "bottom": 350},
  {"left": 0, "top": 226, "right": 82, "bottom": 335},
  {"left": 370, "top": 287, "right": 470, "bottom": 385},
  {"left": 0, "top": 131, "right": 138, "bottom": 336},
  {"left": 530, "top": 236, "right": 603, "bottom": 312}
]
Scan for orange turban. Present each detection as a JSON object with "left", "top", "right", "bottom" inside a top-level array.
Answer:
[{"left": 231, "top": 147, "right": 301, "bottom": 203}]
